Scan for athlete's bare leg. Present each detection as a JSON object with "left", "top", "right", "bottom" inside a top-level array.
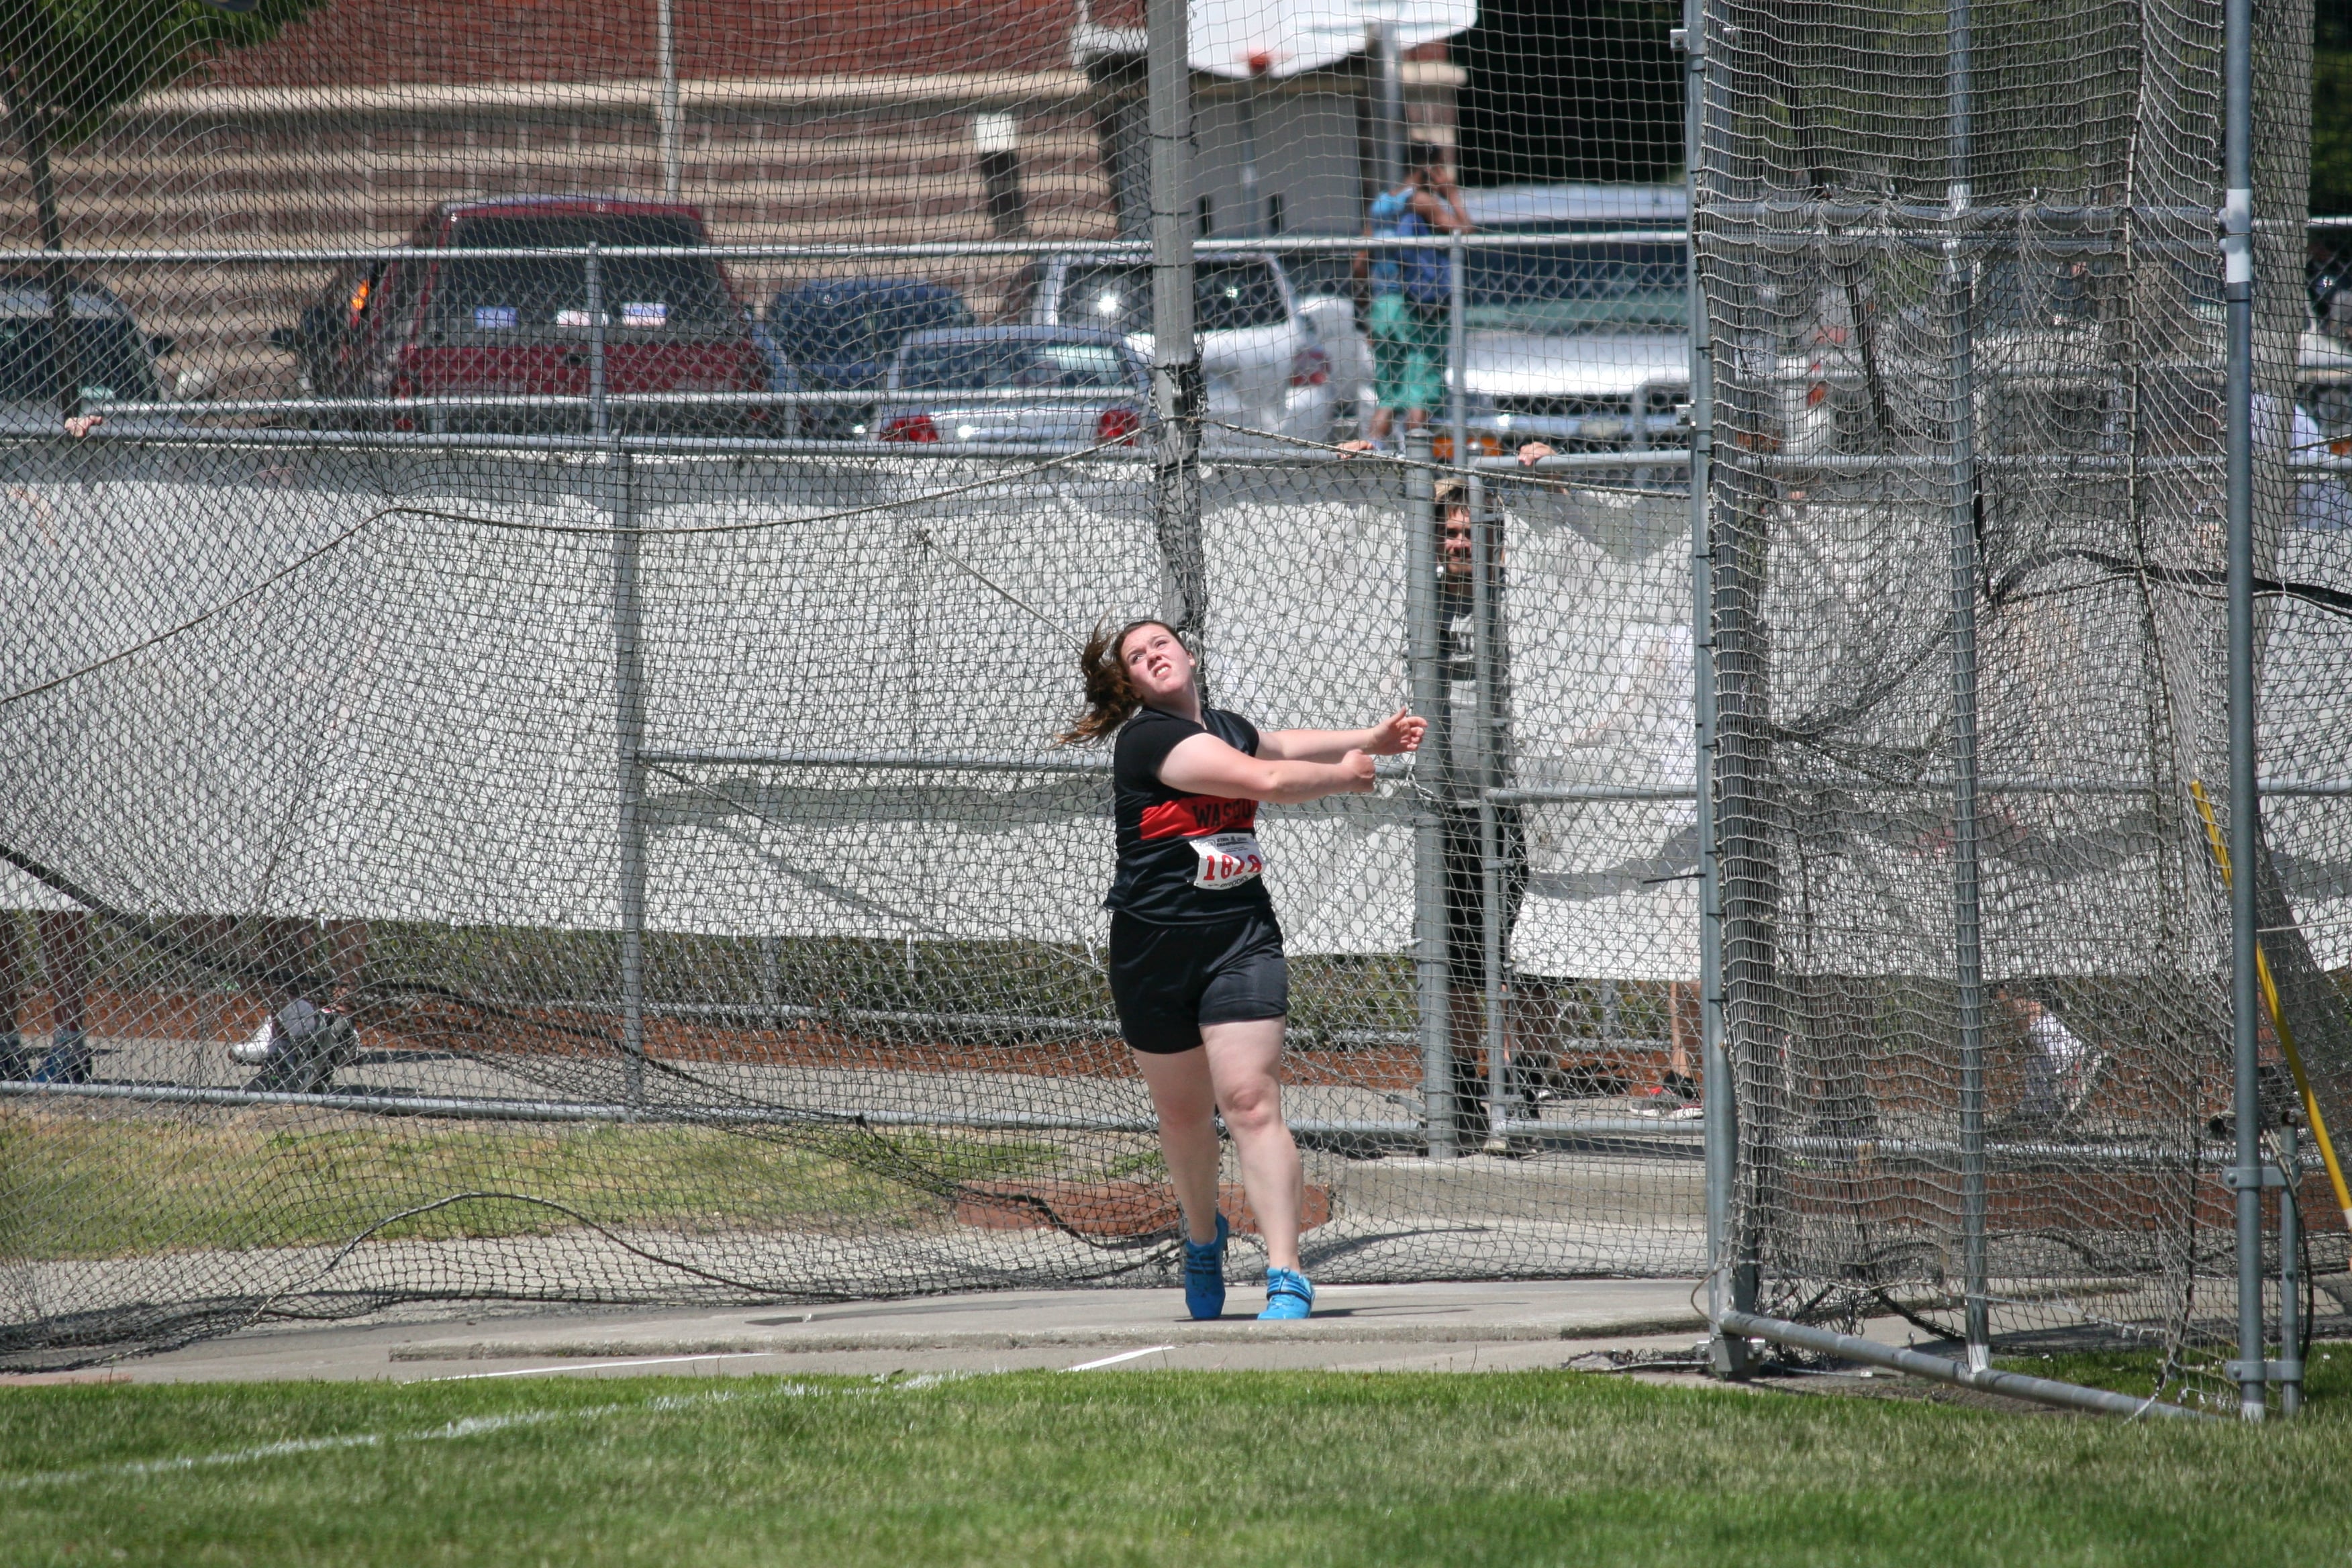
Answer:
[
  {"left": 1132, "top": 1045, "right": 1223, "bottom": 1248},
  {"left": 1203, "top": 1017, "right": 1303, "bottom": 1271},
  {"left": 1132, "top": 1020, "right": 1304, "bottom": 1271}
]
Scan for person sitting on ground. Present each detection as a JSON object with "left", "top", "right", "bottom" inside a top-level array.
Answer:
[{"left": 232, "top": 917, "right": 369, "bottom": 1095}]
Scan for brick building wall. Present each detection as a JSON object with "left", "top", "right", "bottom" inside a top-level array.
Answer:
[{"left": 0, "top": 1, "right": 1448, "bottom": 399}]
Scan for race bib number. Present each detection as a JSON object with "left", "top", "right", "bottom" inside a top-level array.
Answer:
[{"left": 1190, "top": 832, "right": 1266, "bottom": 890}]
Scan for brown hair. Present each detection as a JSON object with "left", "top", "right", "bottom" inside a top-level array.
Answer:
[{"left": 1057, "top": 618, "right": 1171, "bottom": 745}]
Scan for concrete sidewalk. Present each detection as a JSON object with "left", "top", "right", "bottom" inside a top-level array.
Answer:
[{"left": 3, "top": 1279, "right": 1718, "bottom": 1385}]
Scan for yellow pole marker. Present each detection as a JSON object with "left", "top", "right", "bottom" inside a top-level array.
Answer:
[{"left": 2192, "top": 780, "right": 2352, "bottom": 1232}]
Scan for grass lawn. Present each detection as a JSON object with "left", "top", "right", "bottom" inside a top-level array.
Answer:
[
  {"left": 0, "top": 1112, "right": 1054, "bottom": 1256},
  {"left": 3, "top": 1353, "right": 2349, "bottom": 1567}
]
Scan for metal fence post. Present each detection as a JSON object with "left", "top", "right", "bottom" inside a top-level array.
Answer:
[
  {"left": 655, "top": 0, "right": 683, "bottom": 203},
  {"left": 1447, "top": 218, "right": 1500, "bottom": 1148},
  {"left": 1449, "top": 228, "right": 1469, "bottom": 473},
  {"left": 596, "top": 244, "right": 647, "bottom": 1111},
  {"left": 614, "top": 452, "right": 647, "bottom": 1111},
  {"left": 1146, "top": 0, "right": 1205, "bottom": 652},
  {"left": 587, "top": 244, "right": 609, "bottom": 444},
  {"left": 1682, "top": 1, "right": 1754, "bottom": 1377},
  {"left": 1407, "top": 428, "right": 1453, "bottom": 1158},
  {"left": 1942, "top": 0, "right": 1992, "bottom": 1367},
  {"left": 2222, "top": 0, "right": 2266, "bottom": 1424},
  {"left": 1473, "top": 472, "right": 1507, "bottom": 1150},
  {"left": 1369, "top": 11, "right": 1403, "bottom": 195},
  {"left": 2280, "top": 1121, "right": 2303, "bottom": 1416}
]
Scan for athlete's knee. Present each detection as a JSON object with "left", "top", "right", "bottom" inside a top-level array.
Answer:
[{"left": 1217, "top": 1075, "right": 1283, "bottom": 1134}]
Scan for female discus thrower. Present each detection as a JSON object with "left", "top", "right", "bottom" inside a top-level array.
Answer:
[{"left": 1062, "top": 620, "right": 1426, "bottom": 1319}]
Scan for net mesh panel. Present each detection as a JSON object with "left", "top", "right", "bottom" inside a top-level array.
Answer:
[
  {"left": 0, "top": 1, "right": 1724, "bottom": 1371},
  {"left": 1696, "top": 0, "right": 2337, "bottom": 1403}
]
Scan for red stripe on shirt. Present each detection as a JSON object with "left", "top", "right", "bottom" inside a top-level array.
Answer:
[{"left": 1138, "top": 795, "right": 1259, "bottom": 840}]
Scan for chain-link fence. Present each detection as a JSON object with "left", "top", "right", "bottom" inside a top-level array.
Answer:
[
  {"left": 0, "top": 0, "right": 2338, "bottom": 1416},
  {"left": 0, "top": 0, "right": 1716, "bottom": 1372}
]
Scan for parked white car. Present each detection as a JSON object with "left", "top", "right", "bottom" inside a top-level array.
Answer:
[{"left": 1007, "top": 251, "right": 1335, "bottom": 448}]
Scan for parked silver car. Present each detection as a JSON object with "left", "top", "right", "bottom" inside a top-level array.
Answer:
[
  {"left": 870, "top": 326, "right": 1149, "bottom": 452},
  {"left": 1008, "top": 251, "right": 1334, "bottom": 448}
]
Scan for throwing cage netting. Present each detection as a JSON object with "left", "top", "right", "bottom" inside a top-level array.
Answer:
[
  {"left": 1696, "top": 0, "right": 2345, "bottom": 1409},
  {"left": 0, "top": 0, "right": 2338, "bottom": 1414}
]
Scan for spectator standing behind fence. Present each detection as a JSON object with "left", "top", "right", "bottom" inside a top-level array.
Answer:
[
  {"left": 1352, "top": 142, "right": 1471, "bottom": 450},
  {"left": 1061, "top": 620, "right": 1425, "bottom": 1322},
  {"left": 1430, "top": 478, "right": 1530, "bottom": 1140}
]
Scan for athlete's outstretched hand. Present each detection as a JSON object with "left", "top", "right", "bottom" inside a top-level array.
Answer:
[
  {"left": 1363, "top": 707, "right": 1427, "bottom": 756},
  {"left": 1339, "top": 748, "right": 1378, "bottom": 793}
]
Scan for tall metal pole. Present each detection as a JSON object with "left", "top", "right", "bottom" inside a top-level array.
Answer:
[
  {"left": 1146, "top": 0, "right": 1206, "bottom": 649},
  {"left": 2222, "top": 0, "right": 2265, "bottom": 1424},
  {"left": 1682, "top": 1, "right": 1751, "bottom": 1377},
  {"left": 2280, "top": 1122, "right": 2304, "bottom": 1417},
  {"left": 1237, "top": 79, "right": 1261, "bottom": 238},
  {"left": 656, "top": 0, "right": 683, "bottom": 202},
  {"left": 1943, "top": 0, "right": 1991, "bottom": 1367},
  {"left": 1407, "top": 428, "right": 1453, "bottom": 1158},
  {"left": 1370, "top": 5, "right": 1404, "bottom": 195},
  {"left": 587, "top": 245, "right": 610, "bottom": 441},
  {"left": 1474, "top": 474, "right": 1507, "bottom": 1148},
  {"left": 1449, "top": 228, "right": 1469, "bottom": 469},
  {"left": 598, "top": 246, "right": 648, "bottom": 1110}
]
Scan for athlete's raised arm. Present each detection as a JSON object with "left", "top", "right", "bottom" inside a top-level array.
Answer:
[
  {"left": 1158, "top": 732, "right": 1375, "bottom": 805},
  {"left": 1258, "top": 708, "right": 1426, "bottom": 763}
]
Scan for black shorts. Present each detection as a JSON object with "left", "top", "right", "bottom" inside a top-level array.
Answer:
[{"left": 1108, "top": 909, "right": 1288, "bottom": 1055}]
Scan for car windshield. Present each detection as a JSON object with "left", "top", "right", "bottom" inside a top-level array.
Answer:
[
  {"left": 897, "top": 339, "right": 1135, "bottom": 392},
  {"left": 1060, "top": 260, "right": 1287, "bottom": 334},
  {"left": 424, "top": 215, "right": 742, "bottom": 340},
  {"left": 0, "top": 315, "right": 159, "bottom": 403},
  {"left": 1463, "top": 241, "right": 1688, "bottom": 332},
  {"left": 771, "top": 289, "right": 973, "bottom": 367}
]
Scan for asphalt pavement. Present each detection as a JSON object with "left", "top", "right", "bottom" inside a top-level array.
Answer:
[{"left": 3, "top": 1278, "right": 1731, "bottom": 1385}]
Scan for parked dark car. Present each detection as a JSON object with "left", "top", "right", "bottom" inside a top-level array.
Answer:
[
  {"left": 0, "top": 277, "right": 175, "bottom": 415},
  {"left": 765, "top": 278, "right": 973, "bottom": 436},
  {"left": 274, "top": 195, "right": 771, "bottom": 437}
]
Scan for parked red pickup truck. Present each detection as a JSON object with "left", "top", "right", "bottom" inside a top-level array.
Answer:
[{"left": 276, "top": 195, "right": 772, "bottom": 438}]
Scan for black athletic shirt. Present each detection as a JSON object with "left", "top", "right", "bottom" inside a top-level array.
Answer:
[{"left": 1104, "top": 704, "right": 1277, "bottom": 924}]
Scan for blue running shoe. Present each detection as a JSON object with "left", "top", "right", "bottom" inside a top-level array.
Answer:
[
  {"left": 1259, "top": 1266, "right": 1314, "bottom": 1320},
  {"left": 1182, "top": 1212, "right": 1229, "bottom": 1320}
]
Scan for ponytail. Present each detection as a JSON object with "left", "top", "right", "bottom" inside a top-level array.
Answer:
[{"left": 1057, "top": 618, "right": 1167, "bottom": 745}]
